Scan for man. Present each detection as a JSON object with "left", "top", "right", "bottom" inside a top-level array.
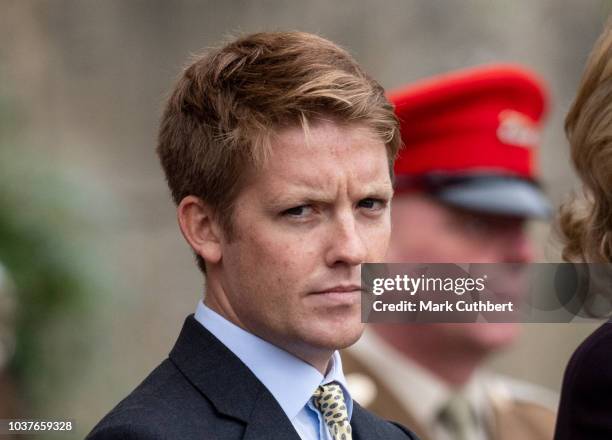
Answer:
[
  {"left": 343, "top": 65, "right": 557, "bottom": 440},
  {"left": 87, "top": 32, "right": 418, "bottom": 440}
]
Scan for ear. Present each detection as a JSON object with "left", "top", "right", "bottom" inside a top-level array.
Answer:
[{"left": 177, "top": 196, "right": 223, "bottom": 265}]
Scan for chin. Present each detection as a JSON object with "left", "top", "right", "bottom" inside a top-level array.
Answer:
[
  {"left": 304, "top": 320, "right": 365, "bottom": 351},
  {"left": 465, "top": 323, "right": 521, "bottom": 352}
]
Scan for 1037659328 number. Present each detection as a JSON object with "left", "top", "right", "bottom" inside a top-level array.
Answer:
[{"left": 3, "top": 420, "right": 74, "bottom": 433}]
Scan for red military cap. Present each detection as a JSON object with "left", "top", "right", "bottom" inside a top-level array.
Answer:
[{"left": 390, "top": 64, "right": 551, "bottom": 218}]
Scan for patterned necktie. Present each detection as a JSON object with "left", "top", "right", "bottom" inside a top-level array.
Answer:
[{"left": 312, "top": 382, "right": 353, "bottom": 440}]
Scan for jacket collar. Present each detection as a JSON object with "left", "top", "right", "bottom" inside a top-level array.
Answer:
[
  {"left": 193, "top": 301, "right": 353, "bottom": 422},
  {"left": 169, "top": 315, "right": 300, "bottom": 438}
]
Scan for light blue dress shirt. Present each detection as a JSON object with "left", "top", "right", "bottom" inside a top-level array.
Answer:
[{"left": 194, "top": 301, "right": 354, "bottom": 440}]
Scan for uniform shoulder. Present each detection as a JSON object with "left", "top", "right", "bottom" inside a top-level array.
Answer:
[{"left": 485, "top": 372, "right": 558, "bottom": 413}]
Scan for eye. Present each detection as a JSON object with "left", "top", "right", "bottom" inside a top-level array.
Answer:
[
  {"left": 281, "top": 205, "right": 313, "bottom": 218},
  {"left": 358, "top": 198, "right": 386, "bottom": 210},
  {"left": 456, "top": 213, "right": 497, "bottom": 236},
  {"left": 464, "top": 216, "right": 488, "bottom": 231}
]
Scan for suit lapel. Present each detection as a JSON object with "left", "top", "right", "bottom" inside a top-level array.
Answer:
[
  {"left": 350, "top": 403, "right": 373, "bottom": 440},
  {"left": 169, "top": 315, "right": 301, "bottom": 439},
  {"left": 242, "top": 390, "right": 301, "bottom": 440},
  {"left": 351, "top": 402, "right": 417, "bottom": 440}
]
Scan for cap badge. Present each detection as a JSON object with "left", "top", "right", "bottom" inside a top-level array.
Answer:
[{"left": 497, "top": 110, "right": 540, "bottom": 148}]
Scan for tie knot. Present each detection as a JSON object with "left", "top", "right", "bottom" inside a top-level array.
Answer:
[
  {"left": 313, "top": 382, "right": 352, "bottom": 440},
  {"left": 438, "top": 393, "right": 477, "bottom": 440},
  {"left": 313, "top": 382, "right": 345, "bottom": 408}
]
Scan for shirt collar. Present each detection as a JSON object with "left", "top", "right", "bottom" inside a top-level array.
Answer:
[{"left": 194, "top": 301, "right": 353, "bottom": 421}]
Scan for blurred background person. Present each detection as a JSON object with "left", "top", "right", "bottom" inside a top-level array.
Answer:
[
  {"left": 555, "top": 17, "right": 612, "bottom": 440},
  {"left": 343, "top": 65, "right": 557, "bottom": 440}
]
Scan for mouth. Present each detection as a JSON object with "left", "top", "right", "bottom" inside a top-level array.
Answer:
[
  {"left": 313, "top": 284, "right": 362, "bottom": 294},
  {"left": 308, "top": 285, "right": 362, "bottom": 306}
]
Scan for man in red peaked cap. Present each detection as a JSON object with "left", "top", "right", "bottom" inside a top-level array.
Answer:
[{"left": 343, "top": 65, "right": 556, "bottom": 440}]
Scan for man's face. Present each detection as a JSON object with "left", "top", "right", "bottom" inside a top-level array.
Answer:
[
  {"left": 387, "top": 194, "right": 534, "bottom": 264},
  {"left": 214, "top": 120, "right": 392, "bottom": 362},
  {"left": 387, "top": 193, "right": 534, "bottom": 352}
]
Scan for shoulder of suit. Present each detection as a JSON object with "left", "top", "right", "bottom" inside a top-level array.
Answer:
[
  {"left": 483, "top": 372, "right": 558, "bottom": 414},
  {"left": 352, "top": 402, "right": 420, "bottom": 439},
  {"left": 86, "top": 423, "right": 164, "bottom": 440},
  {"left": 388, "top": 421, "right": 422, "bottom": 440},
  {"left": 87, "top": 358, "right": 222, "bottom": 438}
]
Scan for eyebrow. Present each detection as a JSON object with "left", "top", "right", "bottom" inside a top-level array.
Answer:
[{"left": 264, "top": 182, "right": 394, "bottom": 210}]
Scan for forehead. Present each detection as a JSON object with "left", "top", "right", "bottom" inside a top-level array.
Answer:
[{"left": 258, "top": 120, "right": 390, "bottom": 188}]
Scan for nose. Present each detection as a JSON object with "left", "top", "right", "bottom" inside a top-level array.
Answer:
[
  {"left": 501, "top": 224, "right": 534, "bottom": 263},
  {"left": 324, "top": 211, "right": 368, "bottom": 267}
]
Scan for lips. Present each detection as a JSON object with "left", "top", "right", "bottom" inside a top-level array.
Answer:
[
  {"left": 308, "top": 285, "right": 362, "bottom": 306},
  {"left": 313, "top": 285, "right": 362, "bottom": 294}
]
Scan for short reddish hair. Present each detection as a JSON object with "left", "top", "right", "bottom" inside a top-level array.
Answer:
[{"left": 156, "top": 31, "right": 400, "bottom": 272}]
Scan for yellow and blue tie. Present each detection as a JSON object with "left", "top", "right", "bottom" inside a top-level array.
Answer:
[{"left": 313, "top": 382, "right": 353, "bottom": 440}]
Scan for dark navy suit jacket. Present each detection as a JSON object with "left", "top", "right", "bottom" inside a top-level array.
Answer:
[
  {"left": 554, "top": 321, "right": 612, "bottom": 439},
  {"left": 87, "top": 315, "right": 419, "bottom": 439}
]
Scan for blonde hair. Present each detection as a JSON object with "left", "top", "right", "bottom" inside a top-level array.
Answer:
[
  {"left": 559, "top": 19, "right": 612, "bottom": 262},
  {"left": 156, "top": 31, "right": 400, "bottom": 272}
]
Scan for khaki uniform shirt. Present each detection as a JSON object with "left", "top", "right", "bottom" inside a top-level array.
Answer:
[{"left": 343, "top": 331, "right": 557, "bottom": 440}]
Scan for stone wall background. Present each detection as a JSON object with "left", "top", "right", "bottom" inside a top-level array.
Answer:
[{"left": 1, "top": 1, "right": 610, "bottom": 437}]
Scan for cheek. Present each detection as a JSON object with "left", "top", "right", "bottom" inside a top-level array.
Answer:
[
  {"left": 453, "top": 323, "right": 520, "bottom": 347},
  {"left": 279, "top": 233, "right": 317, "bottom": 262},
  {"left": 389, "top": 223, "right": 445, "bottom": 261},
  {"left": 239, "top": 232, "right": 319, "bottom": 289},
  {"left": 446, "top": 233, "right": 499, "bottom": 262},
  {"left": 366, "top": 219, "right": 391, "bottom": 260}
]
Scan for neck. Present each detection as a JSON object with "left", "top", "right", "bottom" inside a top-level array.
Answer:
[
  {"left": 204, "top": 277, "right": 333, "bottom": 375},
  {"left": 372, "top": 325, "right": 485, "bottom": 387},
  {"left": 291, "top": 343, "right": 334, "bottom": 375}
]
